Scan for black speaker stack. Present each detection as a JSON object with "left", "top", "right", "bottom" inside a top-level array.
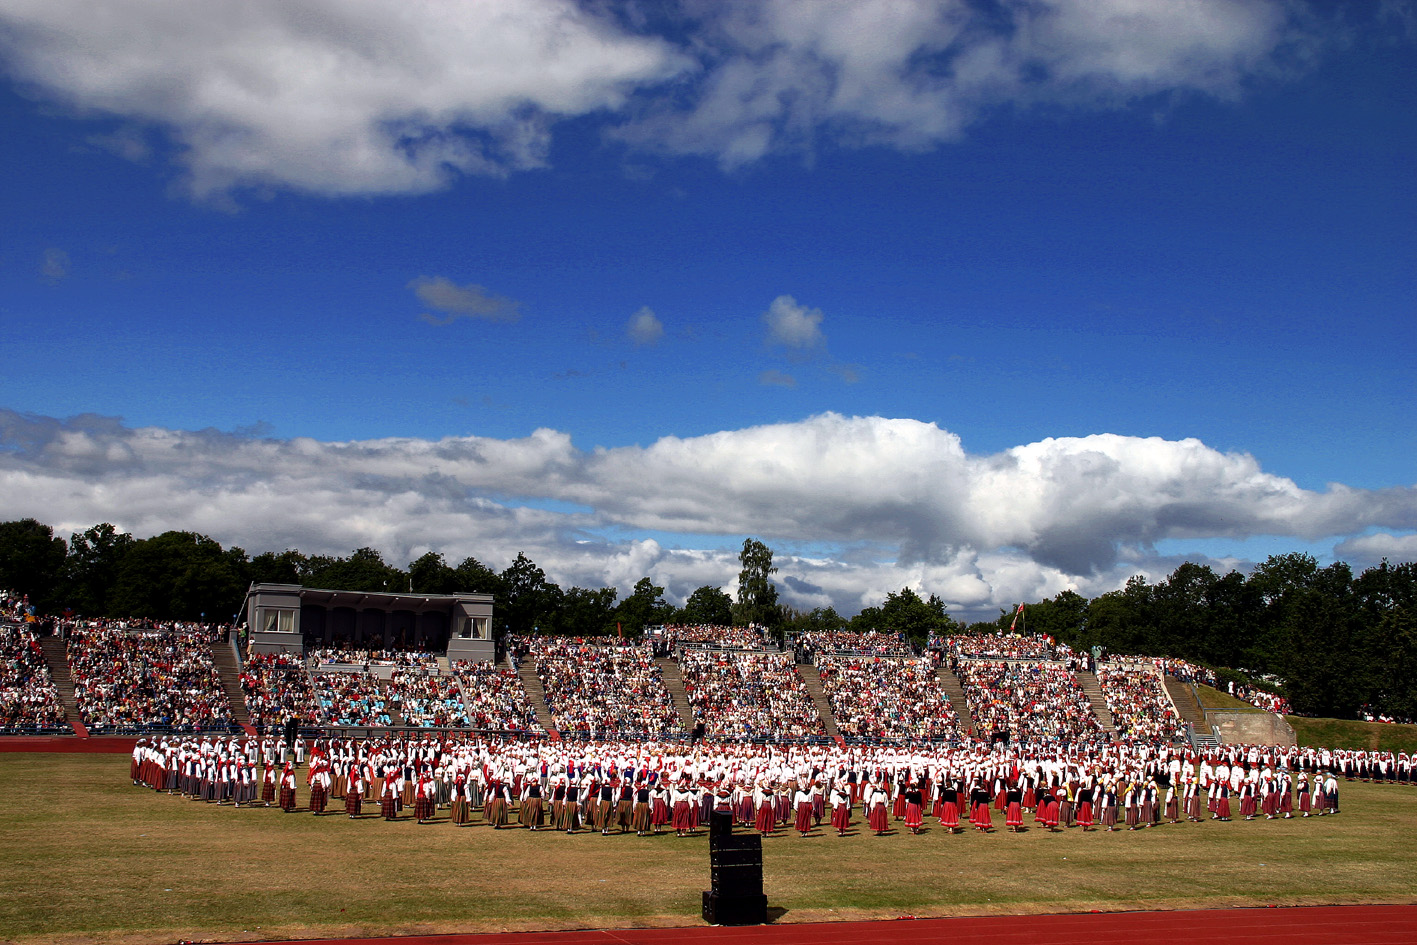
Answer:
[{"left": 702, "top": 810, "right": 767, "bottom": 925}]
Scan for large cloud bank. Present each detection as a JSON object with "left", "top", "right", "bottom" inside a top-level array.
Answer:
[
  {"left": 0, "top": 0, "right": 1320, "bottom": 196},
  {"left": 1, "top": 410, "right": 1412, "bottom": 618}
]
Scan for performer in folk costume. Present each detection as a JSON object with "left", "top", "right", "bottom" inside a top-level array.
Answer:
[
  {"left": 866, "top": 782, "right": 891, "bottom": 836},
  {"left": 1005, "top": 783, "right": 1024, "bottom": 832},
  {"left": 1297, "top": 772, "right": 1312, "bottom": 817},
  {"left": 793, "top": 783, "right": 814, "bottom": 836},
  {"left": 381, "top": 768, "right": 400, "bottom": 821},
  {"left": 519, "top": 778, "right": 544, "bottom": 830},
  {"left": 596, "top": 778, "right": 618, "bottom": 836},
  {"left": 753, "top": 781, "right": 776, "bottom": 836},
  {"left": 450, "top": 767, "right": 468, "bottom": 826},
  {"left": 969, "top": 781, "right": 993, "bottom": 832},
  {"left": 672, "top": 780, "right": 695, "bottom": 837},
  {"left": 261, "top": 760, "right": 277, "bottom": 807},
  {"left": 561, "top": 778, "right": 582, "bottom": 834},
  {"left": 308, "top": 757, "right": 330, "bottom": 815},
  {"left": 486, "top": 779, "right": 510, "bottom": 829},
  {"left": 616, "top": 778, "right": 635, "bottom": 833},
  {"left": 1098, "top": 779, "right": 1118, "bottom": 831},
  {"left": 937, "top": 779, "right": 962, "bottom": 833},
  {"left": 632, "top": 781, "right": 652, "bottom": 837},
  {"left": 829, "top": 780, "right": 852, "bottom": 836},
  {"left": 346, "top": 765, "right": 364, "bottom": 819},
  {"left": 278, "top": 761, "right": 297, "bottom": 813},
  {"left": 903, "top": 781, "right": 924, "bottom": 835},
  {"left": 414, "top": 770, "right": 435, "bottom": 824},
  {"left": 1076, "top": 780, "right": 1095, "bottom": 831}
]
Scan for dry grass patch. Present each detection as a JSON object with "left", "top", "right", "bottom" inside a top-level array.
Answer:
[{"left": 1, "top": 754, "right": 1414, "bottom": 944}]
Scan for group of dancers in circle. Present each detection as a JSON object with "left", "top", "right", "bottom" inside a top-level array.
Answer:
[{"left": 128, "top": 730, "right": 1376, "bottom": 838}]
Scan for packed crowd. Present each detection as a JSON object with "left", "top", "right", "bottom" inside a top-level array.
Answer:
[
  {"left": 955, "top": 660, "right": 1103, "bottom": 745},
  {"left": 127, "top": 731, "right": 1376, "bottom": 837},
  {"left": 1095, "top": 661, "right": 1186, "bottom": 742},
  {"left": 241, "top": 652, "right": 321, "bottom": 728},
  {"left": 801, "top": 630, "right": 912, "bottom": 656},
  {"left": 677, "top": 650, "right": 824, "bottom": 741},
  {"left": 532, "top": 638, "right": 681, "bottom": 738},
  {"left": 313, "top": 671, "right": 391, "bottom": 726},
  {"left": 452, "top": 661, "right": 544, "bottom": 733},
  {"left": 1232, "top": 684, "right": 1291, "bottom": 716},
  {"left": 659, "top": 624, "right": 767, "bottom": 650},
  {"left": 818, "top": 656, "right": 959, "bottom": 742},
  {"left": 307, "top": 647, "right": 439, "bottom": 670},
  {"left": 0, "top": 622, "right": 66, "bottom": 731},
  {"left": 389, "top": 668, "right": 468, "bottom": 728},
  {"left": 1154, "top": 657, "right": 1219, "bottom": 687},
  {"left": 66, "top": 621, "right": 233, "bottom": 732},
  {"left": 945, "top": 633, "right": 1064, "bottom": 661}
]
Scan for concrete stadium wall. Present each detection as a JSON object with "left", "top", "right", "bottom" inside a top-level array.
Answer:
[{"left": 1208, "top": 710, "right": 1296, "bottom": 747}]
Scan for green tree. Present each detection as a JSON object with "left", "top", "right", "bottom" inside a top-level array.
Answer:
[
  {"left": 555, "top": 586, "right": 620, "bottom": 637},
  {"left": 498, "top": 552, "right": 561, "bottom": 637},
  {"left": 306, "top": 547, "right": 406, "bottom": 593},
  {"left": 408, "top": 552, "right": 460, "bottom": 594},
  {"left": 682, "top": 585, "right": 734, "bottom": 626},
  {"left": 453, "top": 556, "right": 502, "bottom": 596},
  {"left": 247, "top": 549, "right": 307, "bottom": 586},
  {"left": 873, "top": 587, "right": 957, "bottom": 643},
  {"left": 0, "top": 518, "right": 69, "bottom": 610},
  {"left": 59, "top": 523, "right": 134, "bottom": 616},
  {"left": 734, "top": 538, "right": 781, "bottom": 629},
  {"left": 108, "top": 531, "right": 248, "bottom": 621},
  {"left": 782, "top": 606, "right": 848, "bottom": 634},
  {"left": 616, "top": 577, "right": 671, "bottom": 637}
]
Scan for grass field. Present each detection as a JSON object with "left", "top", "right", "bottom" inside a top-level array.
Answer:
[
  {"left": 1, "top": 755, "right": 1415, "bottom": 945},
  {"left": 1286, "top": 717, "right": 1417, "bottom": 754}
]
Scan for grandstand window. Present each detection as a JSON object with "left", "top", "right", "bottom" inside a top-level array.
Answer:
[{"left": 261, "top": 608, "right": 296, "bottom": 633}]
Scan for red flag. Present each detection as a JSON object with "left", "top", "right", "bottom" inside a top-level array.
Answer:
[
  {"left": 1008, "top": 603, "right": 1024, "bottom": 632},
  {"left": 617, "top": 621, "right": 623, "bottom": 639}
]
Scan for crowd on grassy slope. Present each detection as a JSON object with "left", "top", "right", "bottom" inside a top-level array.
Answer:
[
  {"left": 531, "top": 637, "right": 681, "bottom": 738},
  {"left": 0, "top": 623, "right": 66, "bottom": 731},
  {"left": 1095, "top": 661, "right": 1186, "bottom": 742},
  {"left": 678, "top": 649, "right": 824, "bottom": 740},
  {"left": 801, "top": 630, "right": 912, "bottom": 656},
  {"left": 817, "top": 655, "right": 960, "bottom": 742},
  {"left": 659, "top": 624, "right": 768, "bottom": 650},
  {"left": 955, "top": 659, "right": 1104, "bottom": 745},
  {"left": 65, "top": 620, "right": 232, "bottom": 732}
]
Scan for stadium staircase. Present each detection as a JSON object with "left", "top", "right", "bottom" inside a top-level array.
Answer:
[
  {"left": 211, "top": 640, "right": 254, "bottom": 733},
  {"left": 935, "top": 664, "right": 977, "bottom": 738},
  {"left": 39, "top": 636, "right": 87, "bottom": 737},
  {"left": 1162, "top": 674, "right": 1204, "bottom": 729},
  {"left": 514, "top": 657, "right": 558, "bottom": 735},
  {"left": 1075, "top": 670, "right": 1116, "bottom": 735},
  {"left": 379, "top": 678, "right": 406, "bottom": 727},
  {"left": 655, "top": 656, "right": 695, "bottom": 732},
  {"left": 1163, "top": 677, "right": 1221, "bottom": 750},
  {"left": 794, "top": 663, "right": 841, "bottom": 739}
]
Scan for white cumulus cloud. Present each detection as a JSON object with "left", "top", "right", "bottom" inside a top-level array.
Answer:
[
  {"left": 1, "top": 409, "right": 1413, "bottom": 618},
  {"left": 626, "top": 306, "right": 664, "bottom": 345},
  {"left": 0, "top": 0, "right": 1331, "bottom": 197}
]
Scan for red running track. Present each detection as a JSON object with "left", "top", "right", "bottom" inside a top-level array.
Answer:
[
  {"left": 232, "top": 904, "right": 1417, "bottom": 945},
  {"left": 0, "top": 735, "right": 137, "bottom": 753}
]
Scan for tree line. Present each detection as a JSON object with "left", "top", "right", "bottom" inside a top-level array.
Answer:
[{"left": 1, "top": 518, "right": 1412, "bottom": 719}]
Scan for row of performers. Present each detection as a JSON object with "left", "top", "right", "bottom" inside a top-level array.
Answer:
[{"left": 131, "top": 756, "right": 1342, "bottom": 835}]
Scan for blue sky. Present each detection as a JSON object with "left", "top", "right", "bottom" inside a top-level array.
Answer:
[{"left": 1, "top": 0, "right": 1413, "bottom": 618}]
